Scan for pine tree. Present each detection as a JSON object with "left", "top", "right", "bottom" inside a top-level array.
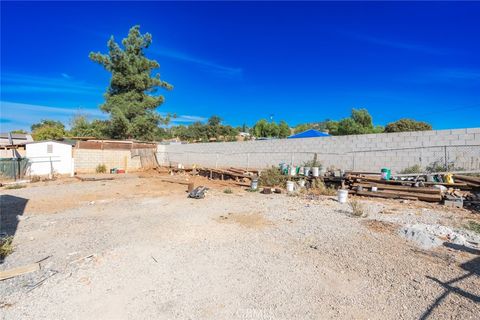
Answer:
[{"left": 89, "top": 25, "right": 172, "bottom": 140}]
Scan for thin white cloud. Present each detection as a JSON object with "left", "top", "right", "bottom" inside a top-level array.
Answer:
[
  {"left": 0, "top": 101, "right": 105, "bottom": 130},
  {"left": 152, "top": 47, "right": 243, "bottom": 79},
  {"left": 84, "top": 28, "right": 243, "bottom": 79},
  {"left": 1, "top": 73, "right": 101, "bottom": 95},
  {"left": 61, "top": 73, "right": 72, "bottom": 79},
  {"left": 172, "top": 115, "right": 207, "bottom": 123},
  {"left": 1, "top": 101, "right": 207, "bottom": 131},
  {"left": 405, "top": 68, "right": 480, "bottom": 84},
  {"left": 348, "top": 33, "right": 455, "bottom": 55}
]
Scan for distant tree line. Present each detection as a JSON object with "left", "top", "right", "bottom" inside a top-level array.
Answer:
[{"left": 25, "top": 109, "right": 432, "bottom": 142}]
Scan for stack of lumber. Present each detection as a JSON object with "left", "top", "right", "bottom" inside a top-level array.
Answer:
[
  {"left": 346, "top": 174, "right": 443, "bottom": 202},
  {"left": 453, "top": 175, "right": 480, "bottom": 188},
  {"left": 195, "top": 167, "right": 258, "bottom": 182}
]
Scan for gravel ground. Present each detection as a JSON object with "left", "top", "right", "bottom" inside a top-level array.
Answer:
[{"left": 1, "top": 175, "right": 479, "bottom": 319}]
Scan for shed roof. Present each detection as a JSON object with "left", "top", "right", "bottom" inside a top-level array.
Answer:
[
  {"left": 25, "top": 140, "right": 73, "bottom": 146},
  {"left": 0, "top": 133, "right": 33, "bottom": 146},
  {"left": 287, "top": 129, "right": 330, "bottom": 139}
]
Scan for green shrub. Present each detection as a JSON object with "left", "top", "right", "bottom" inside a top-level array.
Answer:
[
  {"left": 0, "top": 236, "right": 14, "bottom": 259},
  {"left": 96, "top": 164, "right": 107, "bottom": 174},
  {"left": 303, "top": 153, "right": 322, "bottom": 169},
  {"left": 259, "top": 166, "right": 287, "bottom": 187},
  {"left": 399, "top": 164, "right": 423, "bottom": 174},
  {"left": 223, "top": 188, "right": 233, "bottom": 194},
  {"left": 465, "top": 221, "right": 480, "bottom": 234}
]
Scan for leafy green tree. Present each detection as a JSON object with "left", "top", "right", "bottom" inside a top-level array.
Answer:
[
  {"left": 69, "top": 114, "right": 108, "bottom": 138},
  {"left": 31, "top": 119, "right": 66, "bottom": 141},
  {"left": 278, "top": 120, "right": 291, "bottom": 138},
  {"left": 294, "top": 123, "right": 313, "bottom": 134},
  {"left": 252, "top": 119, "right": 269, "bottom": 137},
  {"left": 294, "top": 121, "right": 329, "bottom": 134},
  {"left": 328, "top": 109, "right": 383, "bottom": 135},
  {"left": 10, "top": 129, "right": 27, "bottom": 134},
  {"left": 252, "top": 119, "right": 288, "bottom": 138},
  {"left": 385, "top": 118, "right": 432, "bottom": 133},
  {"left": 89, "top": 25, "right": 172, "bottom": 141}
]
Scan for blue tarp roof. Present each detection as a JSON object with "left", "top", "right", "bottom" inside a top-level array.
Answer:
[{"left": 287, "top": 129, "right": 330, "bottom": 139}]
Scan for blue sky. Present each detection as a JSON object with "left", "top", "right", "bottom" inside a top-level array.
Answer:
[{"left": 1, "top": 1, "right": 479, "bottom": 132}]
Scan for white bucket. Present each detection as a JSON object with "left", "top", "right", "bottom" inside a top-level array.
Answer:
[
  {"left": 298, "top": 180, "right": 306, "bottom": 188},
  {"left": 337, "top": 189, "right": 348, "bottom": 203},
  {"left": 371, "top": 186, "right": 378, "bottom": 192},
  {"left": 289, "top": 166, "right": 296, "bottom": 176},
  {"left": 286, "top": 181, "right": 295, "bottom": 192},
  {"left": 312, "top": 167, "right": 320, "bottom": 177},
  {"left": 251, "top": 178, "right": 258, "bottom": 191},
  {"left": 304, "top": 167, "right": 311, "bottom": 176},
  {"left": 299, "top": 167, "right": 305, "bottom": 175}
]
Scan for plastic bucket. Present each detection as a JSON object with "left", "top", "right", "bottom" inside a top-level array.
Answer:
[
  {"left": 304, "top": 167, "right": 311, "bottom": 176},
  {"left": 280, "top": 163, "right": 288, "bottom": 175},
  {"left": 337, "top": 189, "right": 348, "bottom": 203},
  {"left": 289, "top": 166, "right": 296, "bottom": 176},
  {"left": 312, "top": 167, "right": 319, "bottom": 177},
  {"left": 286, "top": 181, "right": 295, "bottom": 192},
  {"left": 299, "top": 167, "right": 305, "bottom": 175},
  {"left": 381, "top": 168, "right": 391, "bottom": 180},
  {"left": 371, "top": 186, "right": 378, "bottom": 192},
  {"left": 251, "top": 178, "right": 258, "bottom": 191}
]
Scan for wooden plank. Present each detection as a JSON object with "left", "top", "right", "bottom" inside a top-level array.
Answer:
[
  {"left": 454, "top": 175, "right": 480, "bottom": 184},
  {"left": 352, "top": 190, "right": 419, "bottom": 201},
  {"left": 352, "top": 183, "right": 441, "bottom": 194},
  {"left": 0, "top": 263, "right": 40, "bottom": 281},
  {"left": 353, "top": 190, "right": 442, "bottom": 202},
  {"left": 349, "top": 176, "right": 469, "bottom": 188},
  {"left": 75, "top": 176, "right": 115, "bottom": 182},
  {"left": 374, "top": 189, "right": 442, "bottom": 202},
  {"left": 158, "top": 178, "right": 191, "bottom": 185}
]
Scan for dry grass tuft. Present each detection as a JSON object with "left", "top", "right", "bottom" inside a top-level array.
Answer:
[
  {"left": 309, "top": 179, "right": 337, "bottom": 196},
  {"left": 4, "top": 184, "right": 26, "bottom": 190},
  {"left": 96, "top": 164, "right": 107, "bottom": 174},
  {"left": 349, "top": 199, "right": 368, "bottom": 218},
  {"left": 465, "top": 220, "right": 480, "bottom": 234}
]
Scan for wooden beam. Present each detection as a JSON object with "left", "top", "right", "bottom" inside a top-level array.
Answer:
[
  {"left": 0, "top": 263, "right": 40, "bottom": 281},
  {"left": 352, "top": 183, "right": 441, "bottom": 194}
]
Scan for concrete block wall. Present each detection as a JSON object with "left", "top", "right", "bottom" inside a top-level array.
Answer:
[
  {"left": 74, "top": 149, "right": 142, "bottom": 173},
  {"left": 157, "top": 128, "right": 480, "bottom": 172}
]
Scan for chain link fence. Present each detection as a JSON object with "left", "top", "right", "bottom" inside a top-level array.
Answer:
[{"left": 160, "top": 144, "right": 480, "bottom": 173}]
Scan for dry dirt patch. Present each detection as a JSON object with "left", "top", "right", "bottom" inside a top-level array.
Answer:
[
  {"left": 216, "top": 212, "right": 272, "bottom": 229},
  {"left": 363, "top": 219, "right": 399, "bottom": 234}
]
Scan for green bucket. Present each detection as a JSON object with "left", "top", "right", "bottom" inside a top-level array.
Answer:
[{"left": 381, "top": 168, "right": 391, "bottom": 180}]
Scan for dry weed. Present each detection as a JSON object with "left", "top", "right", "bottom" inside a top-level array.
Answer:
[{"left": 349, "top": 200, "right": 368, "bottom": 218}]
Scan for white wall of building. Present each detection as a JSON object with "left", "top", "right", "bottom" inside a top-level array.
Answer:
[{"left": 26, "top": 141, "right": 73, "bottom": 176}]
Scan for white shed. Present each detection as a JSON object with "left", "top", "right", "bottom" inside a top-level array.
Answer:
[{"left": 26, "top": 141, "right": 74, "bottom": 176}]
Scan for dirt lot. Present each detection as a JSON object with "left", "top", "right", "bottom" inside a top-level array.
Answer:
[{"left": 1, "top": 173, "right": 479, "bottom": 319}]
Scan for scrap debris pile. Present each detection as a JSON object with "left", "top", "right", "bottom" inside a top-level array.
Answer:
[
  {"left": 165, "top": 163, "right": 480, "bottom": 210},
  {"left": 345, "top": 172, "right": 480, "bottom": 208},
  {"left": 168, "top": 165, "right": 258, "bottom": 187}
]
